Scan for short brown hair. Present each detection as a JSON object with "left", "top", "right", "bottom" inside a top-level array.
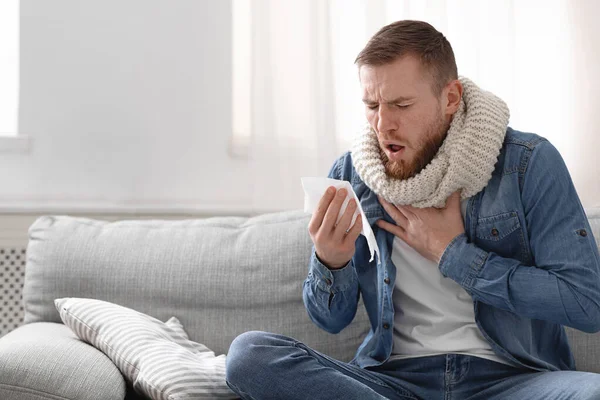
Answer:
[{"left": 355, "top": 20, "right": 457, "bottom": 95}]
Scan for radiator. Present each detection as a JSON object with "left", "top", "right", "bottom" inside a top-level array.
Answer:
[{"left": 0, "top": 246, "right": 26, "bottom": 337}]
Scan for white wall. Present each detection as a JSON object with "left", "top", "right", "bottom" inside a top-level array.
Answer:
[{"left": 0, "top": 0, "right": 263, "bottom": 216}]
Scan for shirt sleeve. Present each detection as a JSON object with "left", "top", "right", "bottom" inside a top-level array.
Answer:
[
  {"left": 302, "top": 155, "right": 361, "bottom": 334},
  {"left": 438, "top": 140, "right": 600, "bottom": 333}
]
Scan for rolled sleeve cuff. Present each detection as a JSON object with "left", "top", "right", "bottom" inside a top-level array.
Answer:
[
  {"left": 438, "top": 233, "right": 488, "bottom": 293},
  {"left": 310, "top": 252, "right": 356, "bottom": 293}
]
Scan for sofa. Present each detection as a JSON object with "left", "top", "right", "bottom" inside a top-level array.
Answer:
[{"left": 0, "top": 208, "right": 599, "bottom": 400}]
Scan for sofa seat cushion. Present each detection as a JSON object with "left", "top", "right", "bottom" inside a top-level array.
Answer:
[{"left": 0, "top": 322, "right": 125, "bottom": 400}]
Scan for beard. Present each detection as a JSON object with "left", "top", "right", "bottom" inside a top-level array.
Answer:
[{"left": 378, "top": 113, "right": 449, "bottom": 181}]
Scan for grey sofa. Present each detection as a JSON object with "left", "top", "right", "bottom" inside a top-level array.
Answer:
[{"left": 1, "top": 208, "right": 599, "bottom": 400}]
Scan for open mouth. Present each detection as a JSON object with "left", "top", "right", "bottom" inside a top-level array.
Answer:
[
  {"left": 388, "top": 144, "right": 404, "bottom": 153},
  {"left": 384, "top": 144, "right": 406, "bottom": 161}
]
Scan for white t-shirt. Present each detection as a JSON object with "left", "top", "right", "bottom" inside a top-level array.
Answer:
[{"left": 388, "top": 198, "right": 521, "bottom": 368}]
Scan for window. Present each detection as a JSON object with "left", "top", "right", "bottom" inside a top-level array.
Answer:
[{"left": 0, "top": 0, "right": 19, "bottom": 137}]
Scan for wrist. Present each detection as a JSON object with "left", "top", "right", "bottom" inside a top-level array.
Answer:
[
  {"left": 436, "top": 232, "right": 465, "bottom": 264},
  {"left": 315, "top": 252, "right": 348, "bottom": 270}
]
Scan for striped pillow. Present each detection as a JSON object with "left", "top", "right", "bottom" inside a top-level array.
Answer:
[{"left": 54, "top": 297, "right": 238, "bottom": 400}]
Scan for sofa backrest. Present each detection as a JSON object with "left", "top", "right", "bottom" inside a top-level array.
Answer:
[
  {"left": 23, "top": 211, "right": 370, "bottom": 362},
  {"left": 565, "top": 207, "right": 600, "bottom": 372},
  {"left": 22, "top": 208, "right": 600, "bottom": 371}
]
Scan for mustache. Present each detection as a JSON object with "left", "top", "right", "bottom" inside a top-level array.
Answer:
[{"left": 379, "top": 129, "right": 448, "bottom": 180}]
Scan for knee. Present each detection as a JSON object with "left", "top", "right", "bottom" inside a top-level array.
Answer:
[
  {"left": 577, "top": 372, "right": 600, "bottom": 400},
  {"left": 225, "top": 331, "right": 274, "bottom": 386}
]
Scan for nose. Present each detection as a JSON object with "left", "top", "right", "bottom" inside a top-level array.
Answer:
[{"left": 376, "top": 105, "right": 398, "bottom": 135}]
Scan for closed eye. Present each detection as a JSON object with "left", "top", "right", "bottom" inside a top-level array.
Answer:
[{"left": 366, "top": 103, "right": 411, "bottom": 110}]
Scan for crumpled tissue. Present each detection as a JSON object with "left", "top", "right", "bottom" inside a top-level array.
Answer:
[{"left": 301, "top": 177, "right": 380, "bottom": 265}]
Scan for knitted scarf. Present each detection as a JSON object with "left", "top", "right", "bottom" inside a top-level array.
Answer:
[{"left": 350, "top": 77, "right": 510, "bottom": 209}]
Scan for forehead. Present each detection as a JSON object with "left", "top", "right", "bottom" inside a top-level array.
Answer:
[{"left": 359, "top": 55, "right": 433, "bottom": 98}]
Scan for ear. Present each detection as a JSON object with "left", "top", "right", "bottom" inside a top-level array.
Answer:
[{"left": 443, "top": 80, "right": 463, "bottom": 116}]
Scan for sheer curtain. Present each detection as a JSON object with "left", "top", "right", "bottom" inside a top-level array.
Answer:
[
  {"left": 233, "top": 0, "right": 340, "bottom": 212},
  {"left": 233, "top": 0, "right": 599, "bottom": 211}
]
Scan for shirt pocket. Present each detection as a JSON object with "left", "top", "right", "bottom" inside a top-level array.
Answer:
[{"left": 474, "top": 211, "right": 530, "bottom": 263}]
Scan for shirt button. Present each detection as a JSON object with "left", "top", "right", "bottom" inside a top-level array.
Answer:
[
  {"left": 579, "top": 229, "right": 588, "bottom": 237},
  {"left": 324, "top": 278, "right": 332, "bottom": 285},
  {"left": 491, "top": 228, "right": 499, "bottom": 236},
  {"left": 383, "top": 323, "right": 390, "bottom": 329},
  {"left": 384, "top": 277, "right": 390, "bottom": 284}
]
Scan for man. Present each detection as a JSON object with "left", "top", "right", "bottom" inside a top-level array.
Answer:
[{"left": 226, "top": 20, "right": 600, "bottom": 399}]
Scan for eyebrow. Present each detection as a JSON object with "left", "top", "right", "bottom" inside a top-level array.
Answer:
[{"left": 362, "top": 96, "right": 414, "bottom": 104}]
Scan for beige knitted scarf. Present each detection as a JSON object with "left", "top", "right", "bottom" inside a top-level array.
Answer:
[{"left": 350, "top": 77, "right": 510, "bottom": 209}]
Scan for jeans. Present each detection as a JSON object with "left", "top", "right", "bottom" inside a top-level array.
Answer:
[{"left": 225, "top": 331, "right": 600, "bottom": 400}]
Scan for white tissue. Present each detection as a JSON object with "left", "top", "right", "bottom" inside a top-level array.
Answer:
[{"left": 301, "top": 177, "right": 380, "bottom": 265}]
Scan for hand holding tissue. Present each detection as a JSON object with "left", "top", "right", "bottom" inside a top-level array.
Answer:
[{"left": 301, "top": 177, "right": 380, "bottom": 267}]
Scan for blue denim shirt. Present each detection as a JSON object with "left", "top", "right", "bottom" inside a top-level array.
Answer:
[{"left": 303, "top": 127, "right": 600, "bottom": 372}]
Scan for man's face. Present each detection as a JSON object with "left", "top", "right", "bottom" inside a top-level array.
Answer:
[{"left": 359, "top": 55, "right": 450, "bottom": 180}]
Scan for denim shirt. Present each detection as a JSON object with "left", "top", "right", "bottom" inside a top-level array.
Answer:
[{"left": 303, "top": 127, "right": 600, "bottom": 372}]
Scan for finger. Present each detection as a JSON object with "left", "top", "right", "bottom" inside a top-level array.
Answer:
[
  {"left": 376, "top": 219, "right": 406, "bottom": 239},
  {"left": 343, "top": 213, "right": 363, "bottom": 243},
  {"left": 378, "top": 196, "right": 408, "bottom": 226},
  {"left": 334, "top": 197, "right": 357, "bottom": 240},
  {"left": 322, "top": 187, "right": 347, "bottom": 232},
  {"left": 308, "top": 186, "right": 336, "bottom": 233}
]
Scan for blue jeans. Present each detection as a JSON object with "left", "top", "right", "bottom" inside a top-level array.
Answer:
[{"left": 225, "top": 331, "right": 600, "bottom": 400}]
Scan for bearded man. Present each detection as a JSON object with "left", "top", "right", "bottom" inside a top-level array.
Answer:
[{"left": 226, "top": 20, "right": 600, "bottom": 399}]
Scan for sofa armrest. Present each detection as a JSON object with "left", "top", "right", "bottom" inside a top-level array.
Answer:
[{"left": 0, "top": 322, "right": 125, "bottom": 400}]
